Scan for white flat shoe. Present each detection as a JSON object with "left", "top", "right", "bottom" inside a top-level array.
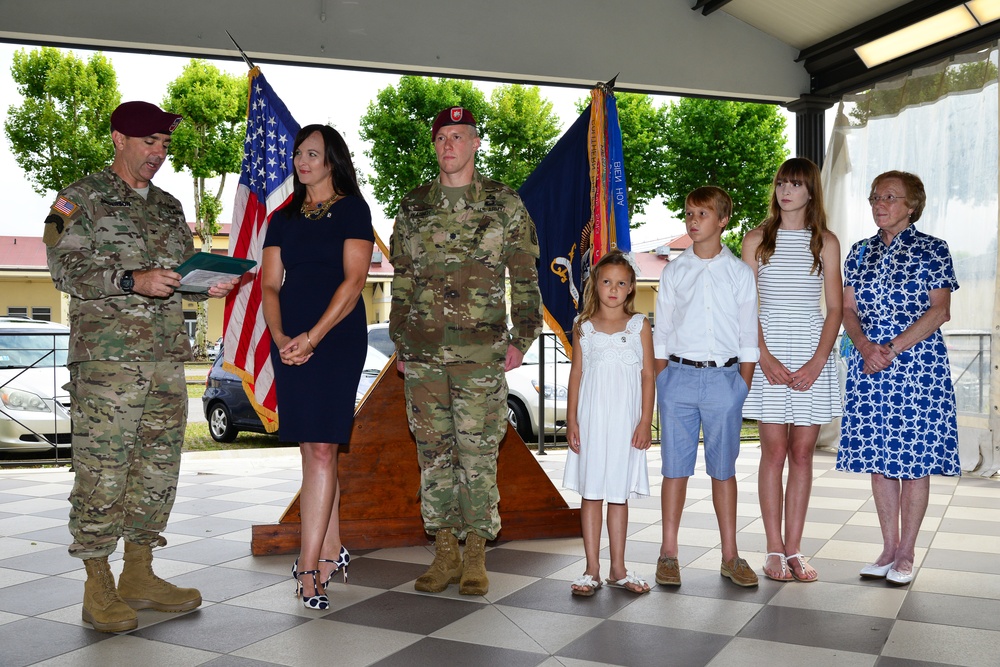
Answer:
[
  {"left": 859, "top": 562, "right": 892, "bottom": 579},
  {"left": 886, "top": 567, "right": 914, "bottom": 585}
]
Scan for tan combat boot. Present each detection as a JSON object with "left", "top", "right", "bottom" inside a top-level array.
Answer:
[
  {"left": 117, "top": 542, "right": 202, "bottom": 612},
  {"left": 414, "top": 531, "right": 462, "bottom": 593},
  {"left": 459, "top": 533, "right": 489, "bottom": 595},
  {"left": 82, "top": 557, "right": 138, "bottom": 632}
]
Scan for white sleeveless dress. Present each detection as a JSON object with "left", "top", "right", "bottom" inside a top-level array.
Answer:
[
  {"left": 563, "top": 313, "right": 650, "bottom": 502},
  {"left": 742, "top": 229, "right": 841, "bottom": 425}
]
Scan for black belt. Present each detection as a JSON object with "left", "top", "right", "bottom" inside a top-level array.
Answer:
[{"left": 669, "top": 355, "right": 739, "bottom": 369}]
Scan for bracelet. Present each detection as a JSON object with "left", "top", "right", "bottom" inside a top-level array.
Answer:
[
  {"left": 887, "top": 341, "right": 897, "bottom": 356},
  {"left": 306, "top": 332, "right": 314, "bottom": 348}
]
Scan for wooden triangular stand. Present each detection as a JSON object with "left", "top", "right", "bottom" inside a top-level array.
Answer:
[{"left": 250, "top": 360, "right": 582, "bottom": 555}]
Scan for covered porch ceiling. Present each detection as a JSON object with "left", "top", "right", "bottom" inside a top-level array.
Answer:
[{"left": 2, "top": 1, "right": 999, "bottom": 105}]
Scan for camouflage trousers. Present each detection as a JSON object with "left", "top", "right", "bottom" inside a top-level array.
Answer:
[
  {"left": 66, "top": 361, "right": 187, "bottom": 559},
  {"left": 403, "top": 360, "right": 507, "bottom": 540}
]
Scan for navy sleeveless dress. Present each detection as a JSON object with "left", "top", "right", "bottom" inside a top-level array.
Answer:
[{"left": 264, "top": 195, "right": 374, "bottom": 443}]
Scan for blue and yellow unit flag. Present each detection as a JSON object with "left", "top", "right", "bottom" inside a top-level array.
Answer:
[{"left": 519, "top": 83, "right": 631, "bottom": 358}]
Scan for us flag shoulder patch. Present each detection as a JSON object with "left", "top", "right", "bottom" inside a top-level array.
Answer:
[{"left": 53, "top": 197, "right": 78, "bottom": 217}]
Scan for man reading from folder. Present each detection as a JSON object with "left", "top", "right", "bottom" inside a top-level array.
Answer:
[{"left": 44, "top": 101, "right": 238, "bottom": 633}]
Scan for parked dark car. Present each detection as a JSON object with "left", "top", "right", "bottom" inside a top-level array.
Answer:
[{"left": 203, "top": 342, "right": 390, "bottom": 442}]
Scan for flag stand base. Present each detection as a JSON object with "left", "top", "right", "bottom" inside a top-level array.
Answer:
[{"left": 250, "top": 356, "right": 582, "bottom": 555}]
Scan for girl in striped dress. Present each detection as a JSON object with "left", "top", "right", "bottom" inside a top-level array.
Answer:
[{"left": 741, "top": 158, "right": 842, "bottom": 582}]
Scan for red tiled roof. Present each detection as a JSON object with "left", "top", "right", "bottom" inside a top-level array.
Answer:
[
  {"left": 0, "top": 236, "right": 48, "bottom": 269},
  {"left": 633, "top": 251, "right": 668, "bottom": 281},
  {"left": 666, "top": 233, "right": 692, "bottom": 249}
]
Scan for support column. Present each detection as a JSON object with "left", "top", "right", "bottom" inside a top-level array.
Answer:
[{"left": 785, "top": 95, "right": 837, "bottom": 168}]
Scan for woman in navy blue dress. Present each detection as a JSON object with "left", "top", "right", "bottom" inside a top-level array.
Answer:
[
  {"left": 261, "top": 124, "right": 374, "bottom": 609},
  {"left": 837, "top": 171, "right": 959, "bottom": 586}
]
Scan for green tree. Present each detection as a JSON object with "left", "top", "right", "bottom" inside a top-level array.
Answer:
[
  {"left": 481, "top": 84, "right": 560, "bottom": 189},
  {"left": 576, "top": 92, "right": 669, "bottom": 221},
  {"left": 661, "top": 98, "right": 788, "bottom": 253},
  {"left": 360, "top": 76, "right": 490, "bottom": 217},
  {"left": 4, "top": 47, "right": 120, "bottom": 195},
  {"left": 162, "top": 59, "right": 247, "bottom": 356}
]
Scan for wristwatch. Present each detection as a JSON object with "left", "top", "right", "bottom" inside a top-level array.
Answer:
[{"left": 119, "top": 270, "right": 135, "bottom": 294}]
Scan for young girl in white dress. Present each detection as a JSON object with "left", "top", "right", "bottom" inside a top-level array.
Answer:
[
  {"left": 563, "top": 250, "right": 654, "bottom": 596},
  {"left": 741, "top": 158, "right": 843, "bottom": 583}
]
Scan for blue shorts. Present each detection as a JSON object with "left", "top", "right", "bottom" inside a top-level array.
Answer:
[{"left": 657, "top": 360, "right": 749, "bottom": 480}]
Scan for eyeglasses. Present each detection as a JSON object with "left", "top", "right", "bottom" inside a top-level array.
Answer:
[{"left": 868, "top": 194, "right": 904, "bottom": 205}]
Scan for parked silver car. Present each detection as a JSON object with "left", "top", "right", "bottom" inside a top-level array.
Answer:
[{"left": 0, "top": 317, "right": 71, "bottom": 452}]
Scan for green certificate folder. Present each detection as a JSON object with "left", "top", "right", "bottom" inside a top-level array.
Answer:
[{"left": 175, "top": 253, "right": 257, "bottom": 293}]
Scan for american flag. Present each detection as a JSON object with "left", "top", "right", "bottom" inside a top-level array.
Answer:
[{"left": 222, "top": 67, "right": 300, "bottom": 432}]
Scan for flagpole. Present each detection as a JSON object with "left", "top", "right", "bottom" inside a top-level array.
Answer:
[{"left": 226, "top": 31, "right": 257, "bottom": 70}]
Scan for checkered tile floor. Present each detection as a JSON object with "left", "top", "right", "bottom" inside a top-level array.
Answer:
[{"left": 1, "top": 443, "right": 999, "bottom": 667}]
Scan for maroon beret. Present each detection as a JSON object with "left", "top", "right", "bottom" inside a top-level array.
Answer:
[
  {"left": 431, "top": 107, "right": 476, "bottom": 137},
  {"left": 110, "top": 101, "right": 183, "bottom": 137}
]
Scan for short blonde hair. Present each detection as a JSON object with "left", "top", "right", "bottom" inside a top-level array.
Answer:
[{"left": 686, "top": 186, "right": 732, "bottom": 221}]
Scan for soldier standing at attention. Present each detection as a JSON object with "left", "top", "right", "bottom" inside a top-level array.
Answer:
[
  {"left": 44, "top": 101, "right": 238, "bottom": 632},
  {"left": 390, "top": 107, "right": 542, "bottom": 595}
]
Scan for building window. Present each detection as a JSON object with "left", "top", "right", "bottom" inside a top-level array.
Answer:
[
  {"left": 183, "top": 310, "right": 197, "bottom": 344},
  {"left": 32, "top": 307, "right": 51, "bottom": 321},
  {"left": 7, "top": 307, "right": 28, "bottom": 318}
]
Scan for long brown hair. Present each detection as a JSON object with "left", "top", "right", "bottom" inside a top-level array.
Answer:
[
  {"left": 755, "top": 157, "right": 828, "bottom": 274},
  {"left": 573, "top": 250, "right": 637, "bottom": 338}
]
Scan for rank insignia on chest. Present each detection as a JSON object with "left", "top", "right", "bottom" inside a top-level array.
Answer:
[
  {"left": 101, "top": 198, "right": 131, "bottom": 207},
  {"left": 480, "top": 195, "right": 503, "bottom": 212}
]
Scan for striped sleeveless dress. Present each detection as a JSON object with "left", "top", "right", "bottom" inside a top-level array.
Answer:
[{"left": 742, "top": 229, "right": 841, "bottom": 425}]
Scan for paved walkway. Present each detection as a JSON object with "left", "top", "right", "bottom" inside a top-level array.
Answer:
[{"left": 1, "top": 445, "right": 999, "bottom": 666}]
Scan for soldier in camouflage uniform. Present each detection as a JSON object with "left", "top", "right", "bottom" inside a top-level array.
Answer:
[
  {"left": 44, "top": 101, "right": 238, "bottom": 632},
  {"left": 390, "top": 107, "right": 542, "bottom": 596}
]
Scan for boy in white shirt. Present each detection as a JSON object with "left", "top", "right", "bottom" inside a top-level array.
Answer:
[{"left": 652, "top": 186, "right": 760, "bottom": 587}]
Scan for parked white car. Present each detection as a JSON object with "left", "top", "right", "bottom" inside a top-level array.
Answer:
[
  {"left": 505, "top": 335, "right": 571, "bottom": 441},
  {"left": 207, "top": 337, "right": 222, "bottom": 361},
  {"left": 0, "top": 317, "right": 71, "bottom": 452}
]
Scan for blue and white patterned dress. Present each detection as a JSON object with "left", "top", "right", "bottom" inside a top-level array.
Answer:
[{"left": 836, "top": 225, "right": 961, "bottom": 479}]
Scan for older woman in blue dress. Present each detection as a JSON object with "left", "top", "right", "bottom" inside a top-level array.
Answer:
[{"left": 837, "top": 171, "right": 960, "bottom": 586}]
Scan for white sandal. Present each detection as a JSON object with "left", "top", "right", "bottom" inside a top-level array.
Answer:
[
  {"left": 786, "top": 553, "right": 818, "bottom": 582},
  {"left": 605, "top": 571, "right": 650, "bottom": 594},
  {"left": 570, "top": 573, "right": 602, "bottom": 596},
  {"left": 763, "top": 552, "right": 793, "bottom": 582}
]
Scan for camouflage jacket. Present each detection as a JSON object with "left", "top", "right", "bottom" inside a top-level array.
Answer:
[
  {"left": 390, "top": 171, "right": 542, "bottom": 364},
  {"left": 44, "top": 167, "right": 201, "bottom": 364}
]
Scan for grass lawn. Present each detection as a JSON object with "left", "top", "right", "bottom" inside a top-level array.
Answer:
[
  {"left": 183, "top": 422, "right": 287, "bottom": 452},
  {"left": 180, "top": 407, "right": 760, "bottom": 453}
]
